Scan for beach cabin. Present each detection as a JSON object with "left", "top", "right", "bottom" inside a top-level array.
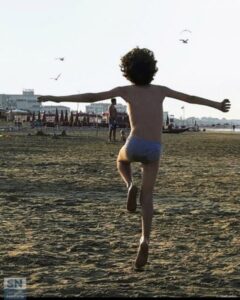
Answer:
[{"left": 6, "top": 109, "right": 31, "bottom": 124}]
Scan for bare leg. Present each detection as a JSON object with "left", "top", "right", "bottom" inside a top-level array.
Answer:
[
  {"left": 117, "top": 146, "right": 138, "bottom": 212},
  {"left": 117, "top": 146, "right": 132, "bottom": 188},
  {"left": 117, "top": 161, "right": 132, "bottom": 187},
  {"left": 109, "top": 128, "right": 113, "bottom": 142},
  {"left": 135, "top": 159, "right": 159, "bottom": 269},
  {"left": 113, "top": 128, "right": 117, "bottom": 141}
]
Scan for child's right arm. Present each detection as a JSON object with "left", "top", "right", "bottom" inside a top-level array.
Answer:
[
  {"left": 37, "top": 87, "right": 123, "bottom": 104},
  {"left": 164, "top": 87, "right": 231, "bottom": 112}
]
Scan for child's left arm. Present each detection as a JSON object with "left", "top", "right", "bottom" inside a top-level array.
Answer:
[{"left": 164, "top": 87, "right": 231, "bottom": 112}]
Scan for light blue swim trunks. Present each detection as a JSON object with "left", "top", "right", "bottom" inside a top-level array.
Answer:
[{"left": 125, "top": 136, "right": 162, "bottom": 164}]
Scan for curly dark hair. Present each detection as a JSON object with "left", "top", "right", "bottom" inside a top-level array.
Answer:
[{"left": 120, "top": 47, "right": 158, "bottom": 85}]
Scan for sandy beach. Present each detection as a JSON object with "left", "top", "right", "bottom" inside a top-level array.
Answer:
[{"left": 0, "top": 128, "right": 239, "bottom": 297}]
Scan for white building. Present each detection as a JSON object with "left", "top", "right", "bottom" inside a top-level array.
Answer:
[
  {"left": 85, "top": 102, "right": 127, "bottom": 114},
  {"left": 115, "top": 104, "right": 127, "bottom": 113},
  {"left": 40, "top": 105, "right": 70, "bottom": 114},
  {"left": 0, "top": 89, "right": 40, "bottom": 112},
  {"left": 0, "top": 90, "right": 72, "bottom": 115},
  {"left": 0, "top": 95, "right": 7, "bottom": 109}
]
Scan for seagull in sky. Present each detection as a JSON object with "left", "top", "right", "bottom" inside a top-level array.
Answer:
[
  {"left": 179, "top": 39, "right": 189, "bottom": 44},
  {"left": 55, "top": 57, "right": 65, "bottom": 61},
  {"left": 50, "top": 73, "right": 61, "bottom": 80}
]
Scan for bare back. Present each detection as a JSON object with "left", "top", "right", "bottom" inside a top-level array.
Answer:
[{"left": 121, "top": 85, "right": 165, "bottom": 143}]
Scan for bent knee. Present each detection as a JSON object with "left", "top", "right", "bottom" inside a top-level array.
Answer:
[{"left": 117, "top": 146, "right": 129, "bottom": 162}]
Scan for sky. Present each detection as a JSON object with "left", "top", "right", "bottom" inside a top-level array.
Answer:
[{"left": 0, "top": 0, "right": 240, "bottom": 119}]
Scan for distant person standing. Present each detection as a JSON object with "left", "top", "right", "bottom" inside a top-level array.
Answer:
[
  {"left": 108, "top": 98, "right": 118, "bottom": 142},
  {"left": 232, "top": 124, "right": 236, "bottom": 131}
]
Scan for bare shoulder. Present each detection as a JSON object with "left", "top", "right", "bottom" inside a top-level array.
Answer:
[
  {"left": 151, "top": 84, "right": 168, "bottom": 93},
  {"left": 144, "top": 84, "right": 168, "bottom": 98},
  {"left": 116, "top": 85, "right": 134, "bottom": 101},
  {"left": 117, "top": 85, "right": 133, "bottom": 93}
]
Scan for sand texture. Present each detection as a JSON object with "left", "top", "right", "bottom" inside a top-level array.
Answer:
[{"left": 0, "top": 129, "right": 239, "bottom": 297}]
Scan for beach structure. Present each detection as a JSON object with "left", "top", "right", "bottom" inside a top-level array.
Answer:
[
  {"left": 40, "top": 105, "right": 70, "bottom": 115},
  {"left": 0, "top": 91, "right": 72, "bottom": 117},
  {"left": 0, "top": 108, "right": 7, "bottom": 119},
  {"left": 0, "top": 89, "right": 41, "bottom": 112},
  {"left": 85, "top": 102, "right": 127, "bottom": 114},
  {"left": 6, "top": 109, "right": 31, "bottom": 123},
  {"left": 162, "top": 127, "right": 189, "bottom": 134}
]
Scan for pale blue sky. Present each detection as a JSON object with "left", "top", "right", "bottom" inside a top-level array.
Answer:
[{"left": 1, "top": 0, "right": 240, "bottom": 119}]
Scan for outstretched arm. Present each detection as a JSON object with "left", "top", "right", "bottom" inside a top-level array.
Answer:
[
  {"left": 38, "top": 87, "right": 123, "bottom": 103},
  {"left": 164, "top": 87, "right": 231, "bottom": 112}
]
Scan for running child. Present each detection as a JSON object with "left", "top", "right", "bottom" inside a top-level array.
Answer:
[{"left": 38, "top": 47, "right": 231, "bottom": 269}]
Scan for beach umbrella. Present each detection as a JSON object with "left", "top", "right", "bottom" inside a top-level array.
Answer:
[
  {"left": 55, "top": 108, "right": 59, "bottom": 124},
  {"left": 64, "top": 110, "right": 68, "bottom": 125},
  {"left": 60, "top": 110, "right": 64, "bottom": 124},
  {"left": 42, "top": 111, "right": 46, "bottom": 123},
  {"left": 166, "top": 114, "right": 170, "bottom": 126},
  {"left": 82, "top": 115, "right": 86, "bottom": 126},
  {"left": 69, "top": 111, "right": 74, "bottom": 126},
  {"left": 74, "top": 112, "right": 79, "bottom": 126},
  {"left": 32, "top": 112, "right": 35, "bottom": 122}
]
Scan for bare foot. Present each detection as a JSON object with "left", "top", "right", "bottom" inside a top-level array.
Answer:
[
  {"left": 135, "top": 240, "right": 149, "bottom": 269},
  {"left": 127, "top": 184, "right": 138, "bottom": 212}
]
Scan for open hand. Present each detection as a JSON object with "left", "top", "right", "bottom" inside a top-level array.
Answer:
[
  {"left": 220, "top": 99, "right": 231, "bottom": 112},
  {"left": 37, "top": 96, "right": 59, "bottom": 103}
]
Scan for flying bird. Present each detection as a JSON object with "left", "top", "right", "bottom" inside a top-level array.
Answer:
[
  {"left": 55, "top": 57, "right": 65, "bottom": 61},
  {"left": 50, "top": 73, "right": 61, "bottom": 80},
  {"left": 179, "top": 39, "right": 189, "bottom": 44}
]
